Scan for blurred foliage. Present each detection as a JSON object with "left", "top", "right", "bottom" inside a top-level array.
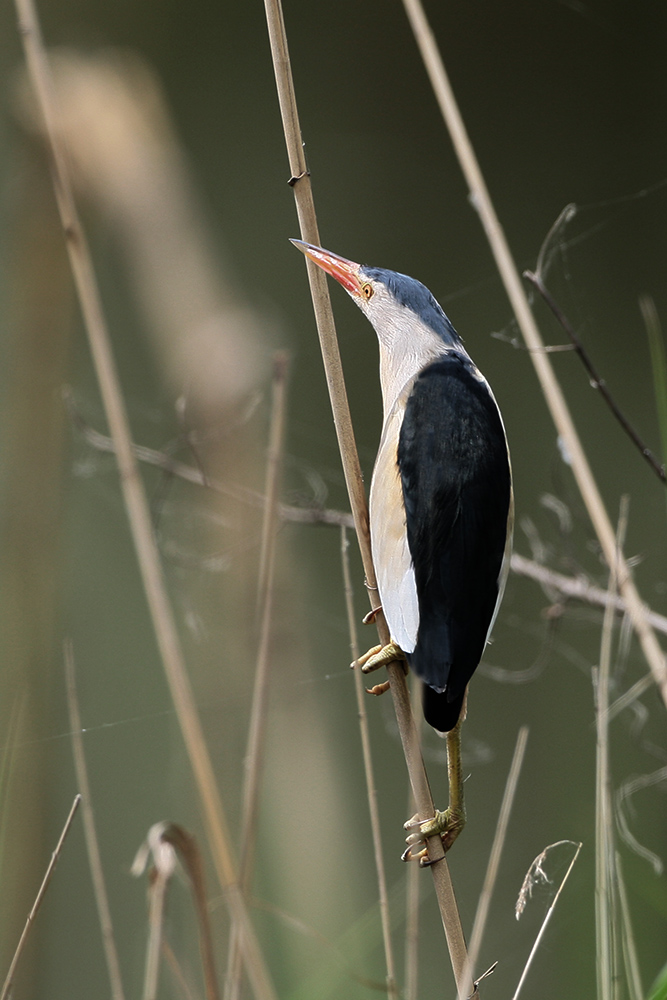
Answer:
[{"left": 0, "top": 1, "right": 666, "bottom": 999}]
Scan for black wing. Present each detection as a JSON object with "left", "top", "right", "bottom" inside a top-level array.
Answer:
[{"left": 397, "top": 353, "right": 511, "bottom": 730}]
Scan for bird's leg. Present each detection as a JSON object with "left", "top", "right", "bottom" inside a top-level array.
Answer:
[{"left": 402, "top": 708, "right": 466, "bottom": 864}]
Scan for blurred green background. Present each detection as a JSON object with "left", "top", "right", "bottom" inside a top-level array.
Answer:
[{"left": 0, "top": 0, "right": 666, "bottom": 997}]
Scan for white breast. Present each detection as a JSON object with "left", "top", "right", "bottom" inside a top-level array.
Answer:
[{"left": 369, "top": 385, "right": 419, "bottom": 654}]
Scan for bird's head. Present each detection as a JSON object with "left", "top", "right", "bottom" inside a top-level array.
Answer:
[{"left": 291, "top": 239, "right": 461, "bottom": 353}]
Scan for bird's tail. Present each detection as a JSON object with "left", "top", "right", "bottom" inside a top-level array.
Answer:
[{"left": 421, "top": 683, "right": 464, "bottom": 734}]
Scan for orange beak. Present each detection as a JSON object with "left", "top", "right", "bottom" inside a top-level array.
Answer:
[{"left": 290, "top": 239, "right": 364, "bottom": 298}]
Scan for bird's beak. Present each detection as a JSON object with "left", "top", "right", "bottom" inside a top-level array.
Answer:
[{"left": 290, "top": 239, "right": 363, "bottom": 297}]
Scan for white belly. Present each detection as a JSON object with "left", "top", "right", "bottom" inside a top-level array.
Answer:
[{"left": 369, "top": 394, "right": 419, "bottom": 654}]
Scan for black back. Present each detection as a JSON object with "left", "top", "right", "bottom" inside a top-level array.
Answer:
[{"left": 397, "top": 353, "right": 511, "bottom": 731}]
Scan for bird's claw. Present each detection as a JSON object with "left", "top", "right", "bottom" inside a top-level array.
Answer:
[
  {"left": 366, "top": 680, "right": 391, "bottom": 696},
  {"left": 401, "top": 807, "right": 466, "bottom": 864},
  {"left": 352, "top": 641, "right": 407, "bottom": 675},
  {"left": 362, "top": 605, "right": 382, "bottom": 626}
]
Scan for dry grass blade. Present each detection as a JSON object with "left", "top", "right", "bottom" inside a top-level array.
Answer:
[
  {"left": 65, "top": 640, "right": 125, "bottom": 1000},
  {"left": 0, "top": 794, "right": 81, "bottom": 1000},
  {"left": 225, "top": 354, "right": 288, "bottom": 1000},
  {"left": 512, "top": 840, "right": 582, "bottom": 1000},
  {"left": 133, "top": 823, "right": 221, "bottom": 1000},
  {"left": 262, "top": 1, "right": 472, "bottom": 994},
  {"left": 161, "top": 824, "right": 221, "bottom": 1000},
  {"left": 341, "top": 526, "right": 398, "bottom": 1000},
  {"left": 465, "top": 725, "right": 529, "bottom": 984},
  {"left": 401, "top": 0, "right": 667, "bottom": 711},
  {"left": 12, "top": 3, "right": 275, "bottom": 997}
]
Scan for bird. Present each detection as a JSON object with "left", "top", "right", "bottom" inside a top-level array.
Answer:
[{"left": 292, "top": 239, "right": 513, "bottom": 851}]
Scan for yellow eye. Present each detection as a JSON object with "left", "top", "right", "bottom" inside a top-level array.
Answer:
[{"left": 361, "top": 282, "right": 374, "bottom": 300}]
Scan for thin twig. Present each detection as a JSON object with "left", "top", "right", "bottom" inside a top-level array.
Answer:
[
  {"left": 263, "top": 1, "right": 472, "bottom": 994},
  {"left": 465, "top": 726, "right": 529, "bottom": 984},
  {"left": 524, "top": 269, "right": 665, "bottom": 483},
  {"left": 615, "top": 765, "right": 667, "bottom": 875},
  {"left": 225, "top": 354, "right": 289, "bottom": 1000},
  {"left": 65, "top": 641, "right": 125, "bottom": 1000},
  {"left": 0, "top": 795, "right": 81, "bottom": 1000},
  {"left": 13, "top": 7, "right": 275, "bottom": 998},
  {"left": 341, "top": 526, "right": 398, "bottom": 1000},
  {"left": 510, "top": 554, "right": 667, "bottom": 636},
  {"left": 401, "top": 0, "right": 667, "bottom": 711},
  {"left": 65, "top": 410, "right": 667, "bottom": 641}
]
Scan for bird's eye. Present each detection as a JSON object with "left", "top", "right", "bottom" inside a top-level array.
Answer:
[{"left": 361, "top": 282, "right": 374, "bottom": 300}]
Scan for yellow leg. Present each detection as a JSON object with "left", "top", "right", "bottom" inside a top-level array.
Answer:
[{"left": 402, "top": 709, "right": 466, "bottom": 864}]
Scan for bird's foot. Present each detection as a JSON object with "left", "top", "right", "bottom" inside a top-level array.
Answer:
[
  {"left": 401, "top": 806, "right": 466, "bottom": 865},
  {"left": 352, "top": 641, "right": 407, "bottom": 675}
]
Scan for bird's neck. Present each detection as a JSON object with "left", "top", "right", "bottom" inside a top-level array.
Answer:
[{"left": 378, "top": 337, "right": 453, "bottom": 421}]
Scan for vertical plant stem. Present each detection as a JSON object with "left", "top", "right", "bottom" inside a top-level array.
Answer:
[
  {"left": 263, "top": 2, "right": 472, "bottom": 995},
  {"left": 614, "top": 851, "right": 643, "bottom": 1000},
  {"left": 142, "top": 870, "right": 169, "bottom": 1000},
  {"left": 641, "top": 295, "right": 667, "bottom": 482},
  {"left": 225, "top": 354, "right": 289, "bottom": 1000},
  {"left": 0, "top": 795, "right": 81, "bottom": 1000},
  {"left": 401, "top": 0, "right": 667, "bottom": 709},
  {"left": 465, "top": 725, "right": 529, "bottom": 984},
  {"left": 404, "top": 672, "right": 422, "bottom": 1000},
  {"left": 341, "top": 527, "right": 398, "bottom": 1000},
  {"left": 65, "top": 641, "right": 126, "bottom": 1000},
  {"left": 595, "top": 498, "right": 628, "bottom": 1000},
  {"left": 12, "top": 6, "right": 275, "bottom": 999}
]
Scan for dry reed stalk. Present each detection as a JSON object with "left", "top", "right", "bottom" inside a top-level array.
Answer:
[
  {"left": 12, "top": 4, "right": 275, "bottom": 998},
  {"left": 465, "top": 726, "right": 529, "bottom": 985},
  {"left": 262, "top": 1, "right": 472, "bottom": 994},
  {"left": 401, "top": 0, "right": 667, "bottom": 711},
  {"left": 225, "top": 354, "right": 288, "bottom": 1000},
  {"left": 64, "top": 641, "right": 125, "bottom": 1000},
  {"left": 0, "top": 795, "right": 81, "bottom": 1000},
  {"left": 403, "top": 672, "right": 422, "bottom": 1000},
  {"left": 340, "top": 526, "right": 398, "bottom": 1000}
]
